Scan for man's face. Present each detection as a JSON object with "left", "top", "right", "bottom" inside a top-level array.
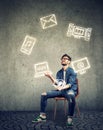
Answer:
[{"left": 61, "top": 56, "right": 70, "bottom": 66}]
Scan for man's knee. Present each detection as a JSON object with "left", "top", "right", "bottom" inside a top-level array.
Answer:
[
  {"left": 67, "top": 91, "right": 74, "bottom": 95},
  {"left": 67, "top": 93, "right": 75, "bottom": 99},
  {"left": 41, "top": 92, "right": 47, "bottom": 95}
]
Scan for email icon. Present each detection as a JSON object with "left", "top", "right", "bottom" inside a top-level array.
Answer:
[
  {"left": 71, "top": 57, "right": 91, "bottom": 74},
  {"left": 40, "top": 14, "right": 57, "bottom": 29},
  {"left": 20, "top": 35, "right": 36, "bottom": 55}
]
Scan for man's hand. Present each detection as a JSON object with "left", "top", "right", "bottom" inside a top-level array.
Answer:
[
  {"left": 57, "top": 86, "right": 62, "bottom": 91},
  {"left": 54, "top": 85, "right": 63, "bottom": 91},
  {"left": 54, "top": 84, "right": 70, "bottom": 91},
  {"left": 44, "top": 71, "right": 52, "bottom": 78},
  {"left": 44, "top": 71, "right": 56, "bottom": 83}
]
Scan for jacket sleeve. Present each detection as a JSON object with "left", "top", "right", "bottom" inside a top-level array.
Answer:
[{"left": 67, "top": 69, "right": 77, "bottom": 87}]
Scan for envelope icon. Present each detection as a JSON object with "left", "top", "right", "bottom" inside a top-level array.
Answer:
[{"left": 40, "top": 14, "right": 57, "bottom": 29}]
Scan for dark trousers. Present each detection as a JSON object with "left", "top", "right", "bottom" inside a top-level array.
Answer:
[{"left": 40, "top": 89, "right": 76, "bottom": 117}]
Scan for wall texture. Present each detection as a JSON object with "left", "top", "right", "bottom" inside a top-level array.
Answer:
[{"left": 0, "top": 0, "right": 103, "bottom": 111}]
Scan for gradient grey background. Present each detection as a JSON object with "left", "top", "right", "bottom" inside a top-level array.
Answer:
[{"left": 0, "top": 0, "right": 103, "bottom": 111}]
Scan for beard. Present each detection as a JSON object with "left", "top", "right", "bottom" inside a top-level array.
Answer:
[{"left": 62, "top": 63, "right": 67, "bottom": 66}]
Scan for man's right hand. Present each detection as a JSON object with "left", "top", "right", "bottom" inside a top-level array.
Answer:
[
  {"left": 44, "top": 71, "right": 56, "bottom": 84},
  {"left": 44, "top": 71, "right": 52, "bottom": 78}
]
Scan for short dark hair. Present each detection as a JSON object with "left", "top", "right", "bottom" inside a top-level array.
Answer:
[{"left": 61, "top": 54, "right": 72, "bottom": 61}]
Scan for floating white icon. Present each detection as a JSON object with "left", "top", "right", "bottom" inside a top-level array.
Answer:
[
  {"left": 20, "top": 35, "right": 36, "bottom": 55},
  {"left": 67, "top": 23, "right": 92, "bottom": 41},
  {"left": 53, "top": 79, "right": 66, "bottom": 88},
  {"left": 34, "top": 62, "right": 52, "bottom": 78},
  {"left": 71, "top": 57, "right": 90, "bottom": 74},
  {"left": 40, "top": 14, "right": 57, "bottom": 29}
]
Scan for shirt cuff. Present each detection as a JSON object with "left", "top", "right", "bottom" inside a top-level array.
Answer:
[{"left": 68, "top": 84, "right": 71, "bottom": 88}]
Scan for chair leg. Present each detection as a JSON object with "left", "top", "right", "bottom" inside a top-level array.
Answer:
[
  {"left": 54, "top": 100, "right": 57, "bottom": 120},
  {"left": 76, "top": 102, "right": 80, "bottom": 116},
  {"left": 64, "top": 100, "right": 67, "bottom": 116}
]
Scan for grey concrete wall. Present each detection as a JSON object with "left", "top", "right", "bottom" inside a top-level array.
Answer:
[{"left": 0, "top": 0, "right": 103, "bottom": 111}]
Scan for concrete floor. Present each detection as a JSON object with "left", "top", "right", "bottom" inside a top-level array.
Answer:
[{"left": 0, "top": 110, "right": 103, "bottom": 130}]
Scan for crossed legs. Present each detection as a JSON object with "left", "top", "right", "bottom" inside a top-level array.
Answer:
[{"left": 40, "top": 90, "right": 76, "bottom": 117}]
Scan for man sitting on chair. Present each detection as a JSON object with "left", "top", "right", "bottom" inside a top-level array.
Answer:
[{"left": 32, "top": 54, "right": 78, "bottom": 126}]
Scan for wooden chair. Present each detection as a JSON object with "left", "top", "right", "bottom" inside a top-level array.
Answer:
[{"left": 53, "top": 79, "right": 80, "bottom": 120}]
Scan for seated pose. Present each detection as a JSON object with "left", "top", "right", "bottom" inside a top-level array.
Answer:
[{"left": 32, "top": 54, "right": 78, "bottom": 126}]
